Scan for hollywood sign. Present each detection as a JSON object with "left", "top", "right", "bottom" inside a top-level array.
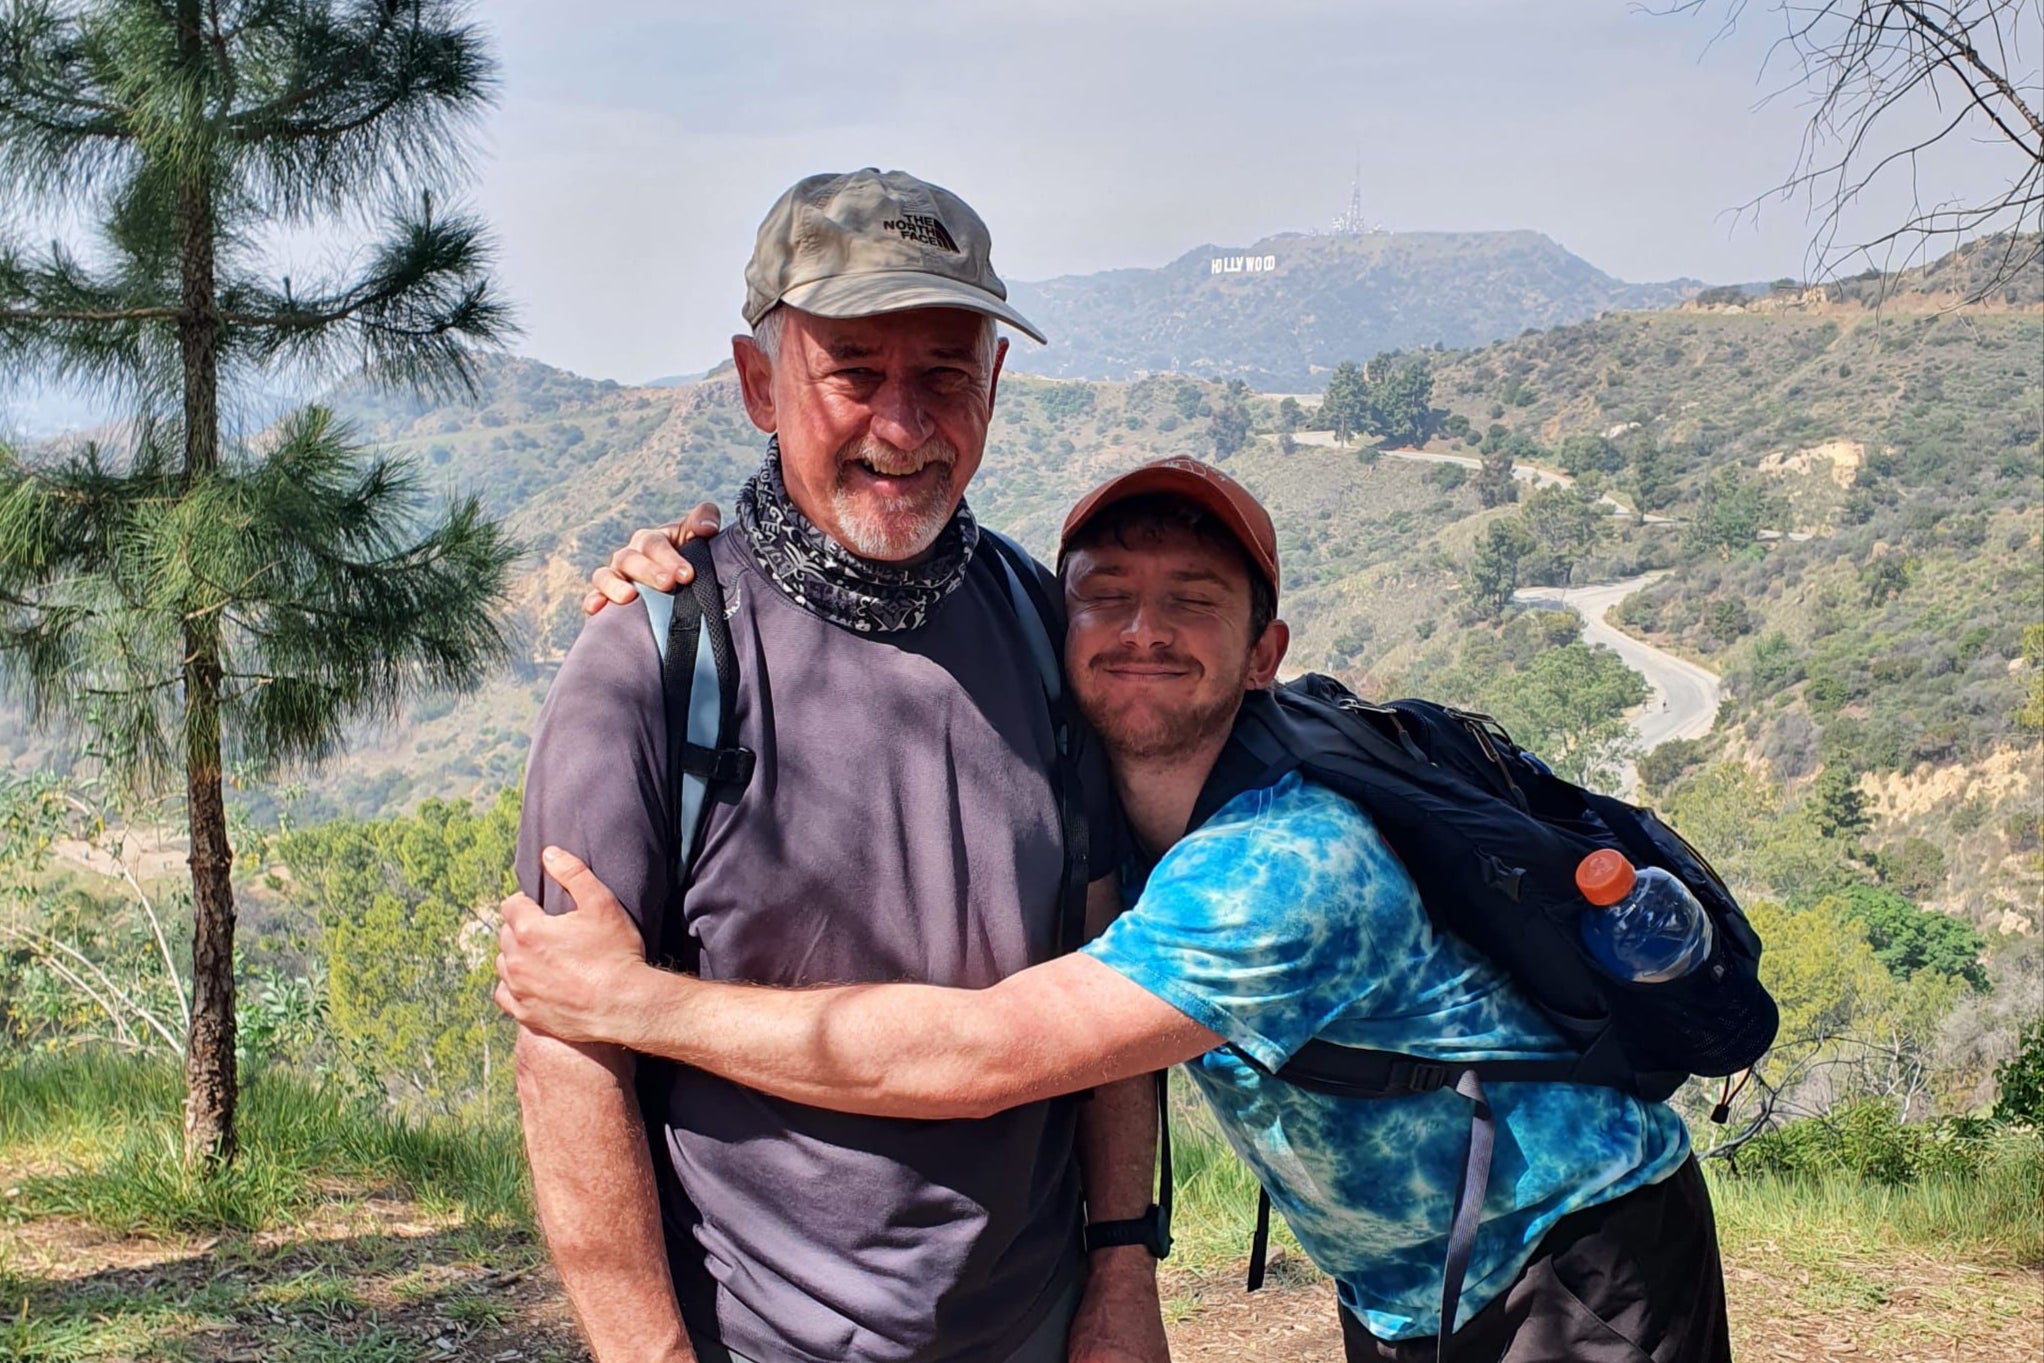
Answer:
[{"left": 1211, "top": 254, "right": 1278, "bottom": 275}]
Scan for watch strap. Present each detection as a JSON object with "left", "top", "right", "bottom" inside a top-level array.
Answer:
[{"left": 1084, "top": 1203, "right": 1171, "bottom": 1258}]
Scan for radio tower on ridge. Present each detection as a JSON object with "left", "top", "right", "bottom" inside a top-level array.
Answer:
[{"left": 1331, "top": 157, "right": 1382, "bottom": 237}]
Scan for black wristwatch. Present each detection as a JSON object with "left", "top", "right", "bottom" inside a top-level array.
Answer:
[{"left": 1083, "top": 1203, "right": 1172, "bottom": 1259}]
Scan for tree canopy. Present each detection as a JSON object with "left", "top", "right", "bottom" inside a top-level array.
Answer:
[
  {"left": 0, "top": 0, "right": 514, "bottom": 1165},
  {"left": 1320, "top": 353, "right": 1438, "bottom": 448},
  {"left": 1825, "top": 884, "right": 1989, "bottom": 991},
  {"left": 279, "top": 790, "right": 521, "bottom": 1114},
  {"left": 1321, "top": 361, "right": 1365, "bottom": 445},
  {"left": 1464, "top": 517, "right": 1536, "bottom": 620}
]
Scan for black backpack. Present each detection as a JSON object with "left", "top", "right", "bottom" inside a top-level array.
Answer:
[{"left": 1196, "top": 673, "right": 1777, "bottom": 1346}]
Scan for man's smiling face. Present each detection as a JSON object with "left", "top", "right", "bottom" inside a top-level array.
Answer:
[
  {"left": 735, "top": 306, "right": 1003, "bottom": 562},
  {"left": 1064, "top": 514, "right": 1286, "bottom": 764}
]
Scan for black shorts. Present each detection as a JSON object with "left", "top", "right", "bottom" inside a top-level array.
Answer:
[{"left": 1341, "top": 1157, "right": 1731, "bottom": 1363}]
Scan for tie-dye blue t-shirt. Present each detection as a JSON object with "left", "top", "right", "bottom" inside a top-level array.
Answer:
[{"left": 1082, "top": 771, "right": 1691, "bottom": 1341}]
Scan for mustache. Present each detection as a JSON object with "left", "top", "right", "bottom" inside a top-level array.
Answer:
[
  {"left": 1085, "top": 647, "right": 1202, "bottom": 674},
  {"left": 834, "top": 434, "right": 958, "bottom": 473}
]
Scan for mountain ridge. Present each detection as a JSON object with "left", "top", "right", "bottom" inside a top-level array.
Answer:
[
  {"left": 1003, "top": 228, "right": 1703, "bottom": 388},
  {"left": 4, "top": 238, "right": 2035, "bottom": 938}
]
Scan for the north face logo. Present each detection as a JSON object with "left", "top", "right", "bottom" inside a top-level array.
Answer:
[{"left": 882, "top": 214, "right": 959, "bottom": 252}]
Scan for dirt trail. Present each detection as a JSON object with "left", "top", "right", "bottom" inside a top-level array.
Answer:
[
  {"left": 1162, "top": 1251, "right": 2044, "bottom": 1361},
  {"left": 1290, "top": 429, "right": 1659, "bottom": 520},
  {"left": 7, "top": 1203, "right": 2038, "bottom": 1363}
]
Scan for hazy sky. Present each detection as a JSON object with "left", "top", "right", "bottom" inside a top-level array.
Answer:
[{"left": 12, "top": 0, "right": 2033, "bottom": 411}]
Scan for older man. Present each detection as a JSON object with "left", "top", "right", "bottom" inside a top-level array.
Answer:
[
  {"left": 512, "top": 170, "right": 1164, "bottom": 1363},
  {"left": 508, "top": 459, "right": 1730, "bottom": 1363}
]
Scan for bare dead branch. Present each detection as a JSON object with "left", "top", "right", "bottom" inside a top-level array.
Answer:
[
  {"left": 1660, "top": 1, "right": 2044, "bottom": 292},
  {"left": 98, "top": 821, "right": 193, "bottom": 1033},
  {"left": 0, "top": 921, "right": 185, "bottom": 1056}
]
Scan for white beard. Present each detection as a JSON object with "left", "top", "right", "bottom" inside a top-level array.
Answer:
[{"left": 828, "top": 436, "right": 960, "bottom": 561}]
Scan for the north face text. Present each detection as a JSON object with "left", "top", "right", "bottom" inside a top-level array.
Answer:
[{"left": 882, "top": 214, "right": 959, "bottom": 252}]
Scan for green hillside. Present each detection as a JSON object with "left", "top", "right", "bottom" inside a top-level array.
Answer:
[
  {"left": 1413, "top": 246, "right": 2041, "bottom": 773},
  {"left": 6, "top": 240, "right": 2037, "bottom": 943},
  {"left": 1383, "top": 241, "right": 2043, "bottom": 933}
]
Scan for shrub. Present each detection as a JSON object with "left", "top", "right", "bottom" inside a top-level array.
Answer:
[
  {"left": 1826, "top": 884, "right": 1987, "bottom": 990},
  {"left": 1426, "top": 462, "right": 1467, "bottom": 492},
  {"left": 1739, "top": 1100, "right": 1999, "bottom": 1184},
  {"left": 1996, "top": 1019, "right": 2044, "bottom": 1127},
  {"left": 1638, "top": 737, "right": 1705, "bottom": 797},
  {"left": 279, "top": 793, "right": 521, "bottom": 1116},
  {"left": 1708, "top": 598, "right": 1754, "bottom": 643},
  {"left": 2003, "top": 812, "right": 2043, "bottom": 854},
  {"left": 1877, "top": 836, "right": 1948, "bottom": 899}
]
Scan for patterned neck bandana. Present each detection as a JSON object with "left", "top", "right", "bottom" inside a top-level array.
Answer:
[{"left": 734, "top": 438, "right": 981, "bottom": 635}]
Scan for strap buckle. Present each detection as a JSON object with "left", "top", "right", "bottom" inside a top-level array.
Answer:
[
  {"left": 681, "top": 743, "right": 757, "bottom": 787},
  {"left": 1396, "top": 1060, "right": 1456, "bottom": 1093}
]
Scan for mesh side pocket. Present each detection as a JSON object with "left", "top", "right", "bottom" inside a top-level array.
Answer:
[{"left": 1609, "top": 947, "right": 1780, "bottom": 1078}]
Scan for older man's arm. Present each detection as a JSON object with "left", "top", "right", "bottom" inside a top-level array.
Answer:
[
  {"left": 499, "top": 848, "right": 1221, "bottom": 1119},
  {"left": 1069, "top": 876, "right": 1171, "bottom": 1363},
  {"left": 513, "top": 598, "right": 700, "bottom": 1363},
  {"left": 516, "top": 1033, "right": 694, "bottom": 1363}
]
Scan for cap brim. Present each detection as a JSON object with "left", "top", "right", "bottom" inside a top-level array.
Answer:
[
  {"left": 779, "top": 270, "right": 1047, "bottom": 345},
  {"left": 1061, "top": 463, "right": 1281, "bottom": 599}
]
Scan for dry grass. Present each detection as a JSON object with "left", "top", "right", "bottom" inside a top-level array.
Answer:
[{"left": 4, "top": 1057, "right": 2039, "bottom": 1361}]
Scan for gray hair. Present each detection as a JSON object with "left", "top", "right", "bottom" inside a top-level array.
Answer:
[{"left": 751, "top": 305, "right": 1000, "bottom": 385}]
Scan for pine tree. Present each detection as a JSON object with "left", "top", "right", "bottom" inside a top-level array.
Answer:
[
  {"left": 1628, "top": 439, "right": 1679, "bottom": 518},
  {"left": 1322, "top": 361, "right": 1365, "bottom": 446},
  {"left": 1475, "top": 444, "right": 1518, "bottom": 509},
  {"left": 0, "top": 0, "right": 513, "bottom": 1166},
  {"left": 1209, "top": 378, "right": 1252, "bottom": 459},
  {"left": 1810, "top": 764, "right": 1871, "bottom": 842},
  {"left": 1358, "top": 354, "right": 1435, "bottom": 448},
  {"left": 1464, "top": 518, "right": 1535, "bottom": 621},
  {"left": 1521, "top": 484, "right": 1601, "bottom": 584}
]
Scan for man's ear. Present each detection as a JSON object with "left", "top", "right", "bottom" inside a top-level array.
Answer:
[
  {"left": 1247, "top": 619, "right": 1290, "bottom": 690},
  {"left": 732, "top": 335, "right": 777, "bottom": 433},
  {"left": 986, "top": 335, "right": 1009, "bottom": 410}
]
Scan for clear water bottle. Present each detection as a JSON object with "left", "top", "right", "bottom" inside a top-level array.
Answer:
[{"left": 1575, "top": 849, "right": 1715, "bottom": 983}]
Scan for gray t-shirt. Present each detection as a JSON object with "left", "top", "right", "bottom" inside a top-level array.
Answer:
[{"left": 516, "top": 528, "right": 1119, "bottom": 1363}]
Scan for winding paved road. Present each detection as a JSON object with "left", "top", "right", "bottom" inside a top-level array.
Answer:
[
  {"left": 1290, "top": 429, "right": 1739, "bottom": 759},
  {"left": 1516, "top": 575, "right": 1723, "bottom": 751},
  {"left": 1291, "top": 429, "right": 1725, "bottom": 750}
]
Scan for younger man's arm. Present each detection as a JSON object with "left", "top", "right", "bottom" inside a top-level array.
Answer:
[{"left": 497, "top": 848, "right": 1223, "bottom": 1117}]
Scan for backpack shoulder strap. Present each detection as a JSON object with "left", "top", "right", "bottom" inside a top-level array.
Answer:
[
  {"left": 642, "top": 537, "right": 753, "bottom": 966},
  {"left": 982, "top": 530, "right": 1063, "bottom": 706}
]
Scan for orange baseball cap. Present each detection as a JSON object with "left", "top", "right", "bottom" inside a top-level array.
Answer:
[{"left": 1060, "top": 457, "right": 1280, "bottom": 600}]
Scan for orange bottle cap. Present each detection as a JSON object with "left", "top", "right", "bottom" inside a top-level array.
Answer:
[{"left": 1576, "top": 849, "right": 1637, "bottom": 907}]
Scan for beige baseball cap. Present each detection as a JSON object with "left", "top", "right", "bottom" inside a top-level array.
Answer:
[{"left": 742, "top": 169, "right": 1046, "bottom": 345}]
